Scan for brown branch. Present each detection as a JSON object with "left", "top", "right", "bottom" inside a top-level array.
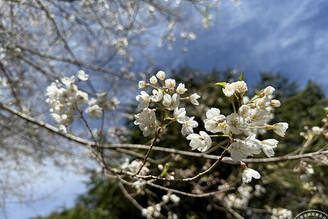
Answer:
[
  {"left": 0, "top": 102, "right": 327, "bottom": 168},
  {"left": 117, "top": 180, "right": 144, "bottom": 211},
  {"left": 105, "top": 174, "right": 233, "bottom": 199},
  {"left": 0, "top": 102, "right": 93, "bottom": 146},
  {"left": 135, "top": 127, "right": 162, "bottom": 175},
  {"left": 145, "top": 181, "right": 233, "bottom": 198},
  {"left": 105, "top": 144, "right": 222, "bottom": 160}
]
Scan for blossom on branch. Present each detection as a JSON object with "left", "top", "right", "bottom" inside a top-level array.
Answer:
[
  {"left": 186, "top": 131, "right": 212, "bottom": 152},
  {"left": 242, "top": 168, "right": 261, "bottom": 184}
]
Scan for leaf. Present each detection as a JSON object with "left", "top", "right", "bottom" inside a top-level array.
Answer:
[
  {"left": 238, "top": 69, "right": 245, "bottom": 81},
  {"left": 215, "top": 82, "right": 227, "bottom": 87}
]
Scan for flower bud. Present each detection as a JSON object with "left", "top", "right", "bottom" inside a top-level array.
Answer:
[
  {"left": 271, "top": 99, "right": 281, "bottom": 107},
  {"left": 312, "top": 126, "right": 323, "bottom": 135},
  {"left": 156, "top": 70, "right": 166, "bottom": 80},
  {"left": 263, "top": 86, "right": 275, "bottom": 96},
  {"left": 150, "top": 76, "right": 157, "bottom": 84},
  {"left": 170, "top": 194, "right": 180, "bottom": 203},
  {"left": 138, "top": 80, "right": 146, "bottom": 89}
]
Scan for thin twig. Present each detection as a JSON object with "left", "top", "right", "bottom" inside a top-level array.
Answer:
[
  {"left": 145, "top": 181, "right": 233, "bottom": 198},
  {"left": 117, "top": 180, "right": 143, "bottom": 211}
]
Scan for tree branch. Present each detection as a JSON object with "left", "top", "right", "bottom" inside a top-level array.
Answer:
[{"left": 1, "top": 102, "right": 327, "bottom": 168}]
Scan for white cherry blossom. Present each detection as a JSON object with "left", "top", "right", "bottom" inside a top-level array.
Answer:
[
  {"left": 272, "top": 122, "right": 289, "bottom": 137},
  {"left": 151, "top": 89, "right": 163, "bottom": 102},
  {"left": 61, "top": 76, "right": 75, "bottom": 87},
  {"left": 134, "top": 108, "right": 157, "bottom": 137},
  {"left": 204, "top": 108, "right": 229, "bottom": 134},
  {"left": 139, "top": 120, "right": 157, "bottom": 137},
  {"left": 186, "top": 131, "right": 212, "bottom": 152},
  {"left": 238, "top": 105, "right": 251, "bottom": 118},
  {"left": 228, "top": 134, "right": 261, "bottom": 161},
  {"left": 76, "top": 90, "right": 89, "bottom": 106},
  {"left": 85, "top": 104, "right": 103, "bottom": 119},
  {"left": 174, "top": 108, "right": 186, "bottom": 124},
  {"left": 165, "top": 78, "right": 176, "bottom": 90},
  {"left": 190, "top": 93, "right": 200, "bottom": 105},
  {"left": 136, "top": 91, "right": 150, "bottom": 111},
  {"left": 176, "top": 83, "right": 187, "bottom": 94},
  {"left": 254, "top": 96, "right": 270, "bottom": 108},
  {"left": 78, "top": 70, "right": 89, "bottom": 81},
  {"left": 226, "top": 113, "right": 247, "bottom": 135},
  {"left": 249, "top": 108, "right": 271, "bottom": 126},
  {"left": 181, "top": 116, "right": 198, "bottom": 136},
  {"left": 234, "top": 81, "right": 248, "bottom": 94},
  {"left": 163, "top": 93, "right": 180, "bottom": 110},
  {"left": 222, "top": 83, "right": 236, "bottom": 97},
  {"left": 134, "top": 108, "right": 156, "bottom": 126},
  {"left": 242, "top": 168, "right": 261, "bottom": 183},
  {"left": 261, "top": 139, "right": 278, "bottom": 157}
]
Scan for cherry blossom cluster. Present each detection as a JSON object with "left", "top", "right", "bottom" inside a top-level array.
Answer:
[
  {"left": 225, "top": 184, "right": 265, "bottom": 209},
  {"left": 134, "top": 70, "right": 200, "bottom": 137},
  {"left": 134, "top": 73, "right": 289, "bottom": 184},
  {"left": 186, "top": 82, "right": 288, "bottom": 159},
  {"left": 141, "top": 192, "right": 180, "bottom": 218},
  {"left": 121, "top": 158, "right": 150, "bottom": 176},
  {"left": 271, "top": 208, "right": 293, "bottom": 219},
  {"left": 46, "top": 70, "right": 119, "bottom": 133},
  {"left": 190, "top": 79, "right": 288, "bottom": 183},
  {"left": 300, "top": 125, "right": 323, "bottom": 139}
]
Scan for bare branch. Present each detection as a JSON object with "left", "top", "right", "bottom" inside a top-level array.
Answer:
[{"left": 1, "top": 102, "right": 327, "bottom": 171}]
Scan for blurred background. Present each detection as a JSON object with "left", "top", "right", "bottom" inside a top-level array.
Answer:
[{"left": 0, "top": 0, "right": 327, "bottom": 218}]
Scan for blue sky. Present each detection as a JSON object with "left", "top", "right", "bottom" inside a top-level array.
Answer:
[
  {"left": 7, "top": 1, "right": 328, "bottom": 218},
  {"left": 154, "top": 0, "right": 328, "bottom": 91},
  {"left": 4, "top": 166, "right": 88, "bottom": 219}
]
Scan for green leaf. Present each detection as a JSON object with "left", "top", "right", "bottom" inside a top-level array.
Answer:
[
  {"left": 238, "top": 69, "right": 245, "bottom": 81},
  {"left": 215, "top": 82, "right": 227, "bottom": 87}
]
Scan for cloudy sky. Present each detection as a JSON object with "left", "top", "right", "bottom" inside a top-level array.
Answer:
[
  {"left": 155, "top": 0, "right": 328, "bottom": 90},
  {"left": 7, "top": 1, "right": 328, "bottom": 218}
]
